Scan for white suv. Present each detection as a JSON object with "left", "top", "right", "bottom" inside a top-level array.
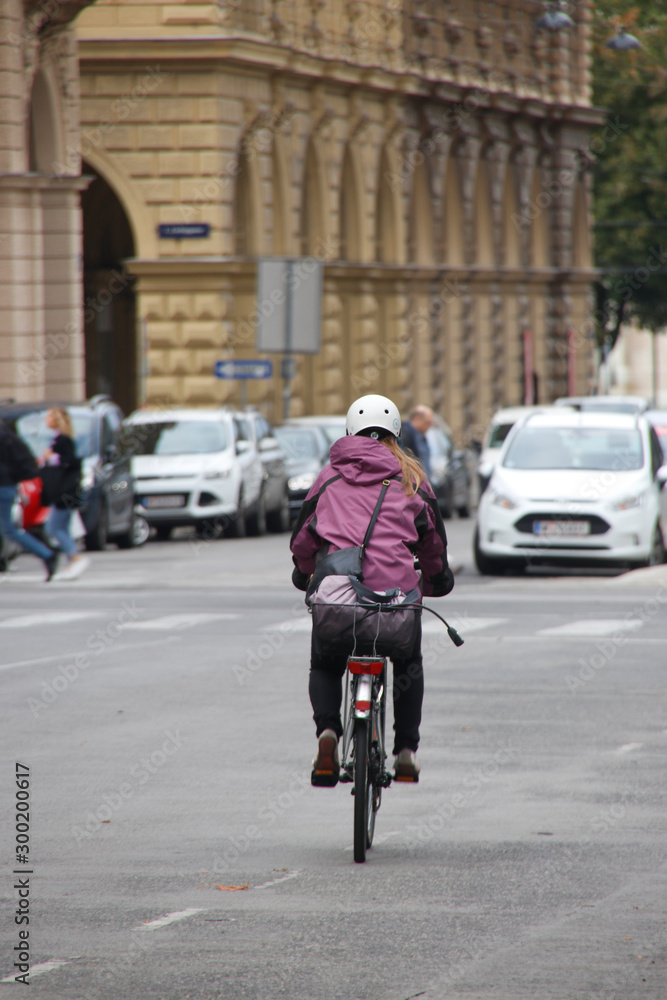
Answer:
[
  {"left": 474, "top": 410, "right": 666, "bottom": 573},
  {"left": 124, "top": 409, "right": 263, "bottom": 539}
]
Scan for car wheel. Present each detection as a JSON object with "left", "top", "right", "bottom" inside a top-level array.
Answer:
[
  {"left": 267, "top": 490, "right": 290, "bottom": 533},
  {"left": 85, "top": 501, "right": 107, "bottom": 551},
  {"left": 473, "top": 527, "right": 512, "bottom": 575},
  {"left": 223, "top": 493, "right": 246, "bottom": 538},
  {"left": 647, "top": 524, "right": 665, "bottom": 566},
  {"left": 245, "top": 492, "right": 267, "bottom": 537},
  {"left": 132, "top": 514, "right": 150, "bottom": 546},
  {"left": 155, "top": 525, "right": 173, "bottom": 542}
]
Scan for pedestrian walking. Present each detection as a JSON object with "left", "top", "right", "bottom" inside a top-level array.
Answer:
[
  {"left": 39, "top": 407, "right": 90, "bottom": 580},
  {"left": 0, "top": 421, "right": 60, "bottom": 580},
  {"left": 400, "top": 404, "right": 434, "bottom": 480}
]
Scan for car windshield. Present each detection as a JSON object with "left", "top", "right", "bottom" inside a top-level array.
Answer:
[
  {"left": 577, "top": 401, "right": 644, "bottom": 414},
  {"left": 503, "top": 427, "right": 644, "bottom": 471},
  {"left": 125, "top": 421, "right": 228, "bottom": 455},
  {"left": 487, "top": 423, "right": 514, "bottom": 448},
  {"left": 319, "top": 423, "right": 346, "bottom": 447},
  {"left": 274, "top": 427, "right": 321, "bottom": 460},
  {"left": 14, "top": 409, "right": 95, "bottom": 458}
]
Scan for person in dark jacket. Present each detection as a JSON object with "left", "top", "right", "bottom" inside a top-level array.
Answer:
[
  {"left": 400, "top": 404, "right": 434, "bottom": 480},
  {"left": 0, "top": 422, "right": 59, "bottom": 580},
  {"left": 40, "top": 407, "right": 89, "bottom": 580},
  {"left": 290, "top": 394, "right": 454, "bottom": 785}
]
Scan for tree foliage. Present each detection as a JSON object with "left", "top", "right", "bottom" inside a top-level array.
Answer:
[{"left": 590, "top": 1, "right": 667, "bottom": 346}]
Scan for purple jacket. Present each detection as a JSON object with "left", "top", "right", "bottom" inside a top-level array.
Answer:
[{"left": 290, "top": 436, "right": 454, "bottom": 598}]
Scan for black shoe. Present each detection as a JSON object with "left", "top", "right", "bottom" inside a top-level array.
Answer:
[
  {"left": 44, "top": 552, "right": 60, "bottom": 582},
  {"left": 311, "top": 729, "right": 340, "bottom": 787}
]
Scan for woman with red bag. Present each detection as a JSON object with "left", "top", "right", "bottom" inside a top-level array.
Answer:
[{"left": 40, "top": 407, "right": 90, "bottom": 580}]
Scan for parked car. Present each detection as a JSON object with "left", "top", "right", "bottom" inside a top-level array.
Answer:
[
  {"left": 0, "top": 395, "right": 136, "bottom": 551},
  {"left": 282, "top": 415, "right": 347, "bottom": 452},
  {"left": 425, "top": 422, "right": 472, "bottom": 518},
  {"left": 474, "top": 409, "right": 666, "bottom": 574},
  {"left": 554, "top": 394, "right": 649, "bottom": 414},
  {"left": 231, "top": 410, "right": 290, "bottom": 532},
  {"left": 274, "top": 423, "right": 331, "bottom": 520},
  {"left": 477, "top": 406, "right": 555, "bottom": 493},
  {"left": 123, "top": 408, "right": 264, "bottom": 539},
  {"left": 646, "top": 410, "right": 667, "bottom": 463}
]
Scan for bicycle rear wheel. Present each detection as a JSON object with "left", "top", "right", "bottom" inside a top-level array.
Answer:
[{"left": 353, "top": 718, "right": 371, "bottom": 863}]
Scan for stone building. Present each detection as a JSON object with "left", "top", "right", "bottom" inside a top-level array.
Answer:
[
  {"left": 0, "top": 0, "right": 96, "bottom": 404},
  {"left": 6, "top": 1, "right": 602, "bottom": 440}
]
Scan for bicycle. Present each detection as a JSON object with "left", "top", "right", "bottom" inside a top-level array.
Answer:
[{"left": 335, "top": 603, "right": 464, "bottom": 863}]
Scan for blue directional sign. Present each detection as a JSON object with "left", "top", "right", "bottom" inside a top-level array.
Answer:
[
  {"left": 158, "top": 223, "right": 210, "bottom": 239},
  {"left": 214, "top": 359, "right": 273, "bottom": 380}
]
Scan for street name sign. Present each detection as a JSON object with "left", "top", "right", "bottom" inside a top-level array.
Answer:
[{"left": 214, "top": 360, "right": 273, "bottom": 380}]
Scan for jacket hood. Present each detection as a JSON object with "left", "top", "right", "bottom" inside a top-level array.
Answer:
[{"left": 329, "top": 435, "right": 402, "bottom": 485}]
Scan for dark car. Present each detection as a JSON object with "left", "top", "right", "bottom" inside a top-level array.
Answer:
[
  {"left": 274, "top": 423, "right": 330, "bottom": 520},
  {"left": 232, "top": 410, "right": 290, "bottom": 532},
  {"left": 426, "top": 424, "right": 472, "bottom": 519},
  {"left": 0, "top": 395, "right": 136, "bottom": 550}
]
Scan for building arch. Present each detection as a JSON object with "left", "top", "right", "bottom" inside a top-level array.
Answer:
[
  {"left": 29, "top": 67, "right": 63, "bottom": 172},
  {"left": 300, "top": 137, "right": 329, "bottom": 257},
  {"left": 81, "top": 146, "right": 156, "bottom": 259},
  {"left": 409, "top": 155, "right": 434, "bottom": 265},
  {"left": 474, "top": 151, "right": 494, "bottom": 266},
  {"left": 81, "top": 162, "right": 137, "bottom": 414},
  {"left": 340, "top": 141, "right": 366, "bottom": 261},
  {"left": 234, "top": 134, "right": 263, "bottom": 255},
  {"left": 375, "top": 145, "right": 404, "bottom": 264},
  {"left": 443, "top": 153, "right": 465, "bottom": 266}
]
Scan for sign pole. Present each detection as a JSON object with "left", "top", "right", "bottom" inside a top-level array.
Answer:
[{"left": 283, "top": 260, "right": 294, "bottom": 420}]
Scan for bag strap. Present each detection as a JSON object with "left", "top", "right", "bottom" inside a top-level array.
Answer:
[{"left": 361, "top": 478, "right": 392, "bottom": 552}]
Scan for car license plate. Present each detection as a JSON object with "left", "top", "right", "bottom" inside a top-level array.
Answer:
[
  {"left": 533, "top": 520, "right": 590, "bottom": 537},
  {"left": 143, "top": 495, "right": 187, "bottom": 509}
]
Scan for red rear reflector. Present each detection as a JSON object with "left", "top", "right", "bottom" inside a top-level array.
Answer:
[
  {"left": 355, "top": 700, "right": 371, "bottom": 711},
  {"left": 348, "top": 658, "right": 384, "bottom": 675}
]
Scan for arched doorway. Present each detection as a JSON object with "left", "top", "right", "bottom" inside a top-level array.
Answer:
[{"left": 80, "top": 163, "right": 137, "bottom": 415}]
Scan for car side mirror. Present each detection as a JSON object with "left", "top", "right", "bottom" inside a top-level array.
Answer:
[
  {"left": 657, "top": 465, "right": 667, "bottom": 489},
  {"left": 258, "top": 437, "right": 275, "bottom": 453},
  {"left": 236, "top": 440, "right": 251, "bottom": 455}
]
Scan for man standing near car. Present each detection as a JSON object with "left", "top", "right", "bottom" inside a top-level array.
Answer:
[
  {"left": 400, "top": 405, "right": 434, "bottom": 480},
  {"left": 0, "top": 421, "right": 59, "bottom": 580}
]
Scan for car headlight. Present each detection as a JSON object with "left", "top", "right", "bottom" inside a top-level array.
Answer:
[
  {"left": 288, "top": 472, "right": 317, "bottom": 492},
  {"left": 204, "top": 469, "right": 232, "bottom": 480},
  {"left": 609, "top": 492, "right": 645, "bottom": 511},
  {"left": 490, "top": 488, "right": 519, "bottom": 510}
]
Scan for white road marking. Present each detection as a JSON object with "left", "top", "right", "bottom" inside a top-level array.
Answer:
[
  {"left": 0, "top": 611, "right": 102, "bottom": 628},
  {"left": 422, "top": 616, "right": 507, "bottom": 634},
  {"left": 0, "top": 635, "right": 181, "bottom": 673},
  {"left": 136, "top": 908, "right": 205, "bottom": 931},
  {"left": 613, "top": 742, "right": 643, "bottom": 754},
  {"left": 254, "top": 870, "right": 300, "bottom": 890},
  {"left": 0, "top": 959, "right": 70, "bottom": 982},
  {"left": 261, "top": 618, "right": 312, "bottom": 633},
  {"left": 537, "top": 619, "right": 644, "bottom": 637},
  {"left": 121, "top": 613, "right": 238, "bottom": 631}
]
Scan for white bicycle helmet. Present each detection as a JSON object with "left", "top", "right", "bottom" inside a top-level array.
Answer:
[{"left": 345, "top": 394, "right": 402, "bottom": 439}]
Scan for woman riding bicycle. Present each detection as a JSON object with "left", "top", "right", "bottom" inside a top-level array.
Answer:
[{"left": 290, "top": 394, "right": 454, "bottom": 785}]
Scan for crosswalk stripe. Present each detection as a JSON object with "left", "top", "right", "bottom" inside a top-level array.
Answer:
[
  {"left": 0, "top": 612, "right": 102, "bottom": 628},
  {"left": 136, "top": 908, "right": 205, "bottom": 931},
  {"left": 537, "top": 619, "right": 644, "bottom": 637},
  {"left": 422, "top": 616, "right": 507, "bottom": 634},
  {"left": 121, "top": 613, "right": 238, "bottom": 631},
  {"left": 1, "top": 959, "right": 70, "bottom": 982}
]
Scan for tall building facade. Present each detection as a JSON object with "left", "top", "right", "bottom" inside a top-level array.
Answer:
[
  {"left": 17, "top": 0, "right": 601, "bottom": 438},
  {"left": 0, "top": 0, "right": 96, "bottom": 403}
]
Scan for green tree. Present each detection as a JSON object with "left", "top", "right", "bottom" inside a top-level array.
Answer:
[{"left": 591, "top": 2, "right": 667, "bottom": 350}]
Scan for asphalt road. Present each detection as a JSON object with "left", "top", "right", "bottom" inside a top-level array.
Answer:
[{"left": 1, "top": 519, "right": 666, "bottom": 999}]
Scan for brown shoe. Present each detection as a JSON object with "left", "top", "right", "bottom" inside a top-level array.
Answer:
[{"left": 311, "top": 729, "right": 340, "bottom": 787}]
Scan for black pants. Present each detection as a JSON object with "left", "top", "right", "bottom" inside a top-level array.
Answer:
[{"left": 308, "top": 622, "right": 423, "bottom": 755}]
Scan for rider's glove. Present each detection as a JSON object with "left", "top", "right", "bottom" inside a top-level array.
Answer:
[
  {"left": 292, "top": 564, "right": 310, "bottom": 591},
  {"left": 424, "top": 567, "right": 455, "bottom": 597}
]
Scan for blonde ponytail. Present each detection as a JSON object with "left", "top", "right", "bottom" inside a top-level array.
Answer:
[{"left": 381, "top": 436, "right": 424, "bottom": 496}]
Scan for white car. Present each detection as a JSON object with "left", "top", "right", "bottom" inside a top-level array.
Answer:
[
  {"left": 474, "top": 410, "right": 667, "bottom": 573},
  {"left": 124, "top": 409, "right": 263, "bottom": 539},
  {"left": 477, "top": 406, "right": 556, "bottom": 493}
]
